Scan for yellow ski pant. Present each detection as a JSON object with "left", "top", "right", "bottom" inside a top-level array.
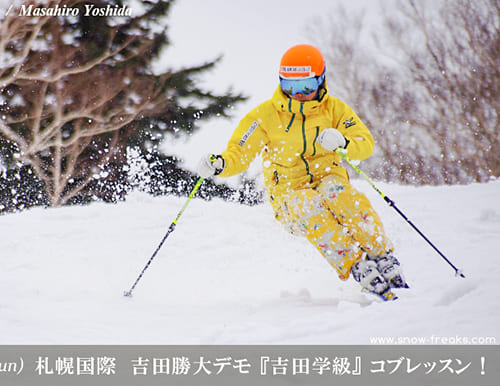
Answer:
[{"left": 277, "top": 176, "right": 393, "bottom": 280}]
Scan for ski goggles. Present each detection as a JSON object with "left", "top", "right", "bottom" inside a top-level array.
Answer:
[{"left": 279, "top": 73, "right": 325, "bottom": 96}]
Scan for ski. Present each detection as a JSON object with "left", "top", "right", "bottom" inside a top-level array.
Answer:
[
  {"left": 378, "top": 288, "right": 398, "bottom": 301},
  {"left": 362, "top": 287, "right": 398, "bottom": 301}
]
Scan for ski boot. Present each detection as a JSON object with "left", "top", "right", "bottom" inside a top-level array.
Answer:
[
  {"left": 351, "top": 259, "right": 397, "bottom": 301},
  {"left": 369, "top": 253, "right": 409, "bottom": 289}
]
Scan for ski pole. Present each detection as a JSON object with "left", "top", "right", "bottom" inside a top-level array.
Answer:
[
  {"left": 335, "top": 149, "right": 465, "bottom": 278},
  {"left": 124, "top": 176, "right": 205, "bottom": 297}
]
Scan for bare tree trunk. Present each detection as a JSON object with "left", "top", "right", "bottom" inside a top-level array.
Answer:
[{"left": 0, "top": 1, "right": 174, "bottom": 205}]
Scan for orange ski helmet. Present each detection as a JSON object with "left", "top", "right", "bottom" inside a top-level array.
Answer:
[{"left": 279, "top": 44, "right": 325, "bottom": 79}]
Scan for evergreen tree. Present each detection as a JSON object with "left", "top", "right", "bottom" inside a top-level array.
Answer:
[{"left": 0, "top": 0, "right": 257, "bottom": 213}]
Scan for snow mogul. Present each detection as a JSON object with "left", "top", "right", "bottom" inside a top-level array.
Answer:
[{"left": 197, "top": 44, "right": 408, "bottom": 300}]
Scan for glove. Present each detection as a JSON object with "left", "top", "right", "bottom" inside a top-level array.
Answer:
[
  {"left": 197, "top": 154, "right": 225, "bottom": 178},
  {"left": 317, "top": 128, "right": 347, "bottom": 151}
]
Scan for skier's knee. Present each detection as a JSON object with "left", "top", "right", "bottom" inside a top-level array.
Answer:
[
  {"left": 278, "top": 190, "right": 325, "bottom": 235},
  {"left": 286, "top": 189, "right": 324, "bottom": 221}
]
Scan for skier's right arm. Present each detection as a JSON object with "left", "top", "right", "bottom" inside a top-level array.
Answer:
[{"left": 197, "top": 112, "right": 268, "bottom": 178}]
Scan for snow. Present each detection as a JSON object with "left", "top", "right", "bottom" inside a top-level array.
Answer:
[
  {"left": 2, "top": 179, "right": 499, "bottom": 344},
  {"left": 1, "top": 0, "right": 499, "bottom": 345}
]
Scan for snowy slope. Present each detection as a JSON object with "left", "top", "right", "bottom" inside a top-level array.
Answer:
[{"left": 2, "top": 179, "right": 499, "bottom": 344}]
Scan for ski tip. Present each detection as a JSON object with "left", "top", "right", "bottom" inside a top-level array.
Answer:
[
  {"left": 381, "top": 289, "right": 398, "bottom": 301},
  {"left": 123, "top": 291, "right": 133, "bottom": 298},
  {"left": 456, "top": 269, "right": 466, "bottom": 278}
]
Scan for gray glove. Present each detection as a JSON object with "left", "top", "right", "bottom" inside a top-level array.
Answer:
[
  {"left": 317, "top": 128, "right": 347, "bottom": 151},
  {"left": 197, "top": 154, "right": 225, "bottom": 178}
]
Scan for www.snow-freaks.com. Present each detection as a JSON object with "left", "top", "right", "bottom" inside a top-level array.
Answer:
[{"left": 18, "top": 4, "right": 132, "bottom": 17}]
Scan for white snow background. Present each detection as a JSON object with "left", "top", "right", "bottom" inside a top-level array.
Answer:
[{"left": 1, "top": 0, "right": 499, "bottom": 344}]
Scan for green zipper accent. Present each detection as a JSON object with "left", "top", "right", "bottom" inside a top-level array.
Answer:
[
  {"left": 285, "top": 114, "right": 295, "bottom": 132},
  {"left": 285, "top": 99, "right": 294, "bottom": 132},
  {"left": 312, "top": 126, "right": 319, "bottom": 156},
  {"left": 299, "top": 103, "right": 313, "bottom": 183}
]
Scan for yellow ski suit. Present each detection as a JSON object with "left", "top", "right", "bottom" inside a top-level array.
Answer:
[{"left": 219, "top": 84, "right": 393, "bottom": 279}]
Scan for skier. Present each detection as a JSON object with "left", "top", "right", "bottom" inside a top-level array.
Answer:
[{"left": 197, "top": 44, "right": 408, "bottom": 300}]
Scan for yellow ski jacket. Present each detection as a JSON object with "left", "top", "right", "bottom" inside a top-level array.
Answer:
[{"left": 219, "top": 83, "right": 375, "bottom": 210}]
